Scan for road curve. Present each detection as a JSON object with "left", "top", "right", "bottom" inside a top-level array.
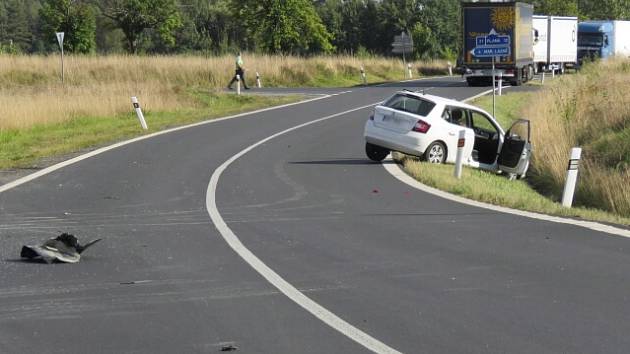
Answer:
[{"left": 1, "top": 77, "right": 629, "bottom": 354}]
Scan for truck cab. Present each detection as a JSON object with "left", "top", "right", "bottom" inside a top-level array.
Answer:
[{"left": 578, "top": 22, "right": 614, "bottom": 63}]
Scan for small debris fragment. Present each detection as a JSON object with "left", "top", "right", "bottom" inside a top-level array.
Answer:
[
  {"left": 372, "top": 189, "right": 379, "bottom": 194},
  {"left": 120, "top": 280, "right": 152, "bottom": 285},
  {"left": 220, "top": 344, "right": 238, "bottom": 352},
  {"left": 20, "top": 233, "right": 102, "bottom": 264}
]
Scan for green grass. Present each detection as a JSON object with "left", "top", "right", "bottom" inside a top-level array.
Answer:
[
  {"left": 0, "top": 92, "right": 302, "bottom": 169},
  {"left": 398, "top": 155, "right": 630, "bottom": 226},
  {"left": 470, "top": 90, "right": 534, "bottom": 128},
  {"left": 396, "top": 85, "right": 630, "bottom": 226}
]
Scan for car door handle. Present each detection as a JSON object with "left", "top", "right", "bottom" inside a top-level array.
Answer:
[{"left": 448, "top": 132, "right": 456, "bottom": 136}]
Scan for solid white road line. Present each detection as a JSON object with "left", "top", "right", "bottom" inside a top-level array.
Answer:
[
  {"left": 206, "top": 103, "right": 402, "bottom": 354},
  {"left": 383, "top": 160, "right": 630, "bottom": 238},
  {"left": 0, "top": 95, "right": 333, "bottom": 194}
]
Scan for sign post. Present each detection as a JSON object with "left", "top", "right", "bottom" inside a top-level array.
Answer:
[
  {"left": 470, "top": 29, "right": 511, "bottom": 119},
  {"left": 392, "top": 32, "right": 414, "bottom": 79},
  {"left": 56, "top": 32, "right": 65, "bottom": 83},
  {"left": 492, "top": 56, "right": 496, "bottom": 118}
]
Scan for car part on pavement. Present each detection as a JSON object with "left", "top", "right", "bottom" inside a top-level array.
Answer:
[{"left": 20, "top": 233, "right": 102, "bottom": 264}]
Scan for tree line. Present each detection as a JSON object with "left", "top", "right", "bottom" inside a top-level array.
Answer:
[{"left": 1, "top": 0, "right": 629, "bottom": 58}]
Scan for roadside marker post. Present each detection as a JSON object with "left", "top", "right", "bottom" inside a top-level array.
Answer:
[
  {"left": 236, "top": 74, "right": 241, "bottom": 95},
  {"left": 131, "top": 97, "right": 148, "bottom": 130},
  {"left": 360, "top": 66, "right": 367, "bottom": 85},
  {"left": 454, "top": 130, "right": 466, "bottom": 179},
  {"left": 407, "top": 63, "right": 413, "bottom": 79},
  {"left": 561, "top": 147, "right": 582, "bottom": 208},
  {"left": 56, "top": 32, "right": 65, "bottom": 83},
  {"left": 541, "top": 71, "right": 545, "bottom": 85},
  {"left": 498, "top": 72, "right": 503, "bottom": 96},
  {"left": 256, "top": 72, "right": 262, "bottom": 88},
  {"left": 448, "top": 62, "right": 453, "bottom": 76}
]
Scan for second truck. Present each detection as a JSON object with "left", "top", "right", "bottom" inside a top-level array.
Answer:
[{"left": 461, "top": 1, "right": 534, "bottom": 86}]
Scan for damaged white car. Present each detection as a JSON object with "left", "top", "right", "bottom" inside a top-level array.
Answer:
[{"left": 364, "top": 91, "right": 531, "bottom": 178}]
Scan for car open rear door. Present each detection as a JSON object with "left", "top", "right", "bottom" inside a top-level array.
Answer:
[{"left": 498, "top": 119, "right": 532, "bottom": 178}]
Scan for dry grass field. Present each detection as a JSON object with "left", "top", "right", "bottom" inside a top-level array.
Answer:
[
  {"left": 522, "top": 59, "right": 630, "bottom": 216},
  {"left": 0, "top": 54, "right": 447, "bottom": 130}
]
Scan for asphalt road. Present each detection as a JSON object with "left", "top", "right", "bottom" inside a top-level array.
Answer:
[{"left": 1, "top": 77, "right": 629, "bottom": 354}]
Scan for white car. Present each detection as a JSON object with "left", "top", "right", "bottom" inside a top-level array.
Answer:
[{"left": 364, "top": 90, "right": 531, "bottom": 178}]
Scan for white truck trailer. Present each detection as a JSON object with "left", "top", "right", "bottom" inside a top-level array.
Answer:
[{"left": 533, "top": 16, "right": 578, "bottom": 73}]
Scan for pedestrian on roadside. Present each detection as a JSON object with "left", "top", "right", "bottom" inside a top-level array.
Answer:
[{"left": 227, "top": 51, "right": 250, "bottom": 90}]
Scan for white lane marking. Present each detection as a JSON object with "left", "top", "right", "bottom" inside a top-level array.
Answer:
[
  {"left": 0, "top": 95, "right": 334, "bottom": 194},
  {"left": 381, "top": 89, "right": 630, "bottom": 238},
  {"left": 206, "top": 103, "right": 402, "bottom": 354},
  {"left": 383, "top": 160, "right": 630, "bottom": 238}
]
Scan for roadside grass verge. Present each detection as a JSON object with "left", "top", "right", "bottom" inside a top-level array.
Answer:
[
  {"left": 471, "top": 90, "right": 534, "bottom": 128},
  {"left": 0, "top": 54, "right": 447, "bottom": 130},
  {"left": 0, "top": 53, "right": 448, "bottom": 171},
  {"left": 0, "top": 93, "right": 301, "bottom": 170},
  {"left": 475, "top": 61, "right": 630, "bottom": 218},
  {"left": 397, "top": 155, "right": 630, "bottom": 226},
  {"left": 396, "top": 62, "right": 630, "bottom": 225}
]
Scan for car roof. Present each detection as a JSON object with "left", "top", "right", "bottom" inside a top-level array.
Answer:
[{"left": 393, "top": 90, "right": 483, "bottom": 112}]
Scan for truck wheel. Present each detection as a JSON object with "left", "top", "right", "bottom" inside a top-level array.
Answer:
[
  {"left": 511, "top": 69, "right": 523, "bottom": 86},
  {"left": 527, "top": 65, "right": 534, "bottom": 81},
  {"left": 365, "top": 142, "right": 389, "bottom": 162}
]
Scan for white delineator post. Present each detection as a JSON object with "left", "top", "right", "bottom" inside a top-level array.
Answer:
[
  {"left": 56, "top": 32, "right": 65, "bottom": 83},
  {"left": 236, "top": 74, "right": 241, "bottom": 95},
  {"left": 498, "top": 72, "right": 503, "bottom": 96},
  {"left": 131, "top": 97, "right": 148, "bottom": 130},
  {"left": 561, "top": 147, "right": 582, "bottom": 207},
  {"left": 448, "top": 62, "right": 453, "bottom": 76},
  {"left": 256, "top": 72, "right": 262, "bottom": 88},
  {"left": 541, "top": 71, "right": 545, "bottom": 85},
  {"left": 360, "top": 66, "right": 367, "bottom": 85},
  {"left": 454, "top": 130, "right": 466, "bottom": 179},
  {"left": 407, "top": 63, "right": 413, "bottom": 79}
]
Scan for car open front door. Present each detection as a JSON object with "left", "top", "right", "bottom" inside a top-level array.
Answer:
[{"left": 498, "top": 119, "right": 532, "bottom": 178}]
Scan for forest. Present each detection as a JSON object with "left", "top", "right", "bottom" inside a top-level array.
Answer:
[{"left": 1, "top": 0, "right": 629, "bottom": 59}]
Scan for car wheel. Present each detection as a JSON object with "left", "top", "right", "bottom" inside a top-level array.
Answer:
[
  {"left": 365, "top": 142, "right": 389, "bottom": 162},
  {"left": 424, "top": 142, "right": 447, "bottom": 164}
]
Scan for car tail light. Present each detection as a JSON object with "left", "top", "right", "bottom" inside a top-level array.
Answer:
[{"left": 412, "top": 119, "right": 431, "bottom": 133}]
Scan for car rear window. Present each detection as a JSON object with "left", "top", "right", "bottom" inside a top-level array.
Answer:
[{"left": 383, "top": 94, "right": 436, "bottom": 116}]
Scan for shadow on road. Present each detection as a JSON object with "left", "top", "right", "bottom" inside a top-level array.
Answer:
[{"left": 289, "top": 159, "right": 394, "bottom": 166}]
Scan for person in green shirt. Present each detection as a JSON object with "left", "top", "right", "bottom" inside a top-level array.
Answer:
[{"left": 227, "top": 51, "right": 250, "bottom": 90}]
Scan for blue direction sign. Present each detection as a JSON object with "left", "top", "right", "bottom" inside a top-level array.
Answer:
[
  {"left": 472, "top": 29, "right": 511, "bottom": 58},
  {"left": 476, "top": 34, "right": 510, "bottom": 46},
  {"left": 472, "top": 46, "right": 510, "bottom": 57}
]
